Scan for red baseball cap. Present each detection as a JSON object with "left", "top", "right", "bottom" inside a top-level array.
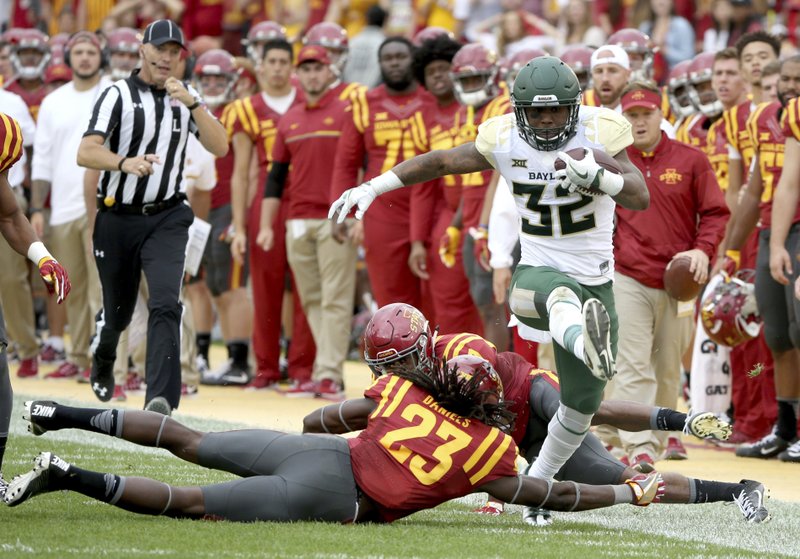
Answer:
[
  {"left": 296, "top": 45, "right": 331, "bottom": 67},
  {"left": 621, "top": 88, "right": 662, "bottom": 112}
]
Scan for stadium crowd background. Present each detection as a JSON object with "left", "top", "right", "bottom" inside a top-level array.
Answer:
[{"left": 1, "top": 0, "right": 800, "bottom": 474}]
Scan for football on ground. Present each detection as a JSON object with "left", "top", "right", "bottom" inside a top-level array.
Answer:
[
  {"left": 664, "top": 256, "right": 702, "bottom": 301},
  {"left": 554, "top": 148, "right": 623, "bottom": 195}
]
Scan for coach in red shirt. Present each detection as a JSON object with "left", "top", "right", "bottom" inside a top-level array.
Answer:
[
  {"left": 257, "top": 45, "right": 356, "bottom": 400},
  {"left": 597, "top": 82, "right": 729, "bottom": 470}
]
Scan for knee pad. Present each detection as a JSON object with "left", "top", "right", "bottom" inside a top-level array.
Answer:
[{"left": 546, "top": 285, "right": 581, "bottom": 313}]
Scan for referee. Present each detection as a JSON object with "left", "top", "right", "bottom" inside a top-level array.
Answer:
[{"left": 77, "top": 19, "right": 228, "bottom": 414}]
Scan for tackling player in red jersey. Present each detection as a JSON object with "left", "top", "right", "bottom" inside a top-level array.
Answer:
[
  {"left": 9, "top": 356, "right": 664, "bottom": 520},
  {"left": 304, "top": 303, "right": 771, "bottom": 524}
]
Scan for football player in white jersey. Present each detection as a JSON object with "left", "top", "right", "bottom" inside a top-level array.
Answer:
[{"left": 329, "top": 56, "right": 648, "bottom": 524}]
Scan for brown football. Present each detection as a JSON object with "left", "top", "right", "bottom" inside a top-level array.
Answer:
[
  {"left": 663, "top": 256, "right": 702, "bottom": 301},
  {"left": 554, "top": 148, "right": 624, "bottom": 195}
]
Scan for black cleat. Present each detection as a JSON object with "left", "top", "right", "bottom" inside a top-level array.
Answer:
[
  {"left": 733, "top": 479, "right": 770, "bottom": 523},
  {"left": 90, "top": 354, "right": 115, "bottom": 402},
  {"left": 23, "top": 400, "right": 61, "bottom": 436}
]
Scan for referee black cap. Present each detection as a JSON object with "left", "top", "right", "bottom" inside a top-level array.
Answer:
[{"left": 142, "top": 19, "right": 187, "bottom": 49}]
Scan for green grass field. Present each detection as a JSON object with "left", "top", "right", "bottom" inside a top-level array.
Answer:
[{"left": 2, "top": 393, "right": 800, "bottom": 559}]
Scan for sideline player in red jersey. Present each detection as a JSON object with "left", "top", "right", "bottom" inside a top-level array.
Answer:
[
  {"left": 187, "top": 49, "right": 254, "bottom": 386},
  {"left": 5, "top": 29, "right": 50, "bottom": 121},
  {"left": 722, "top": 55, "right": 800, "bottom": 461},
  {"left": 228, "top": 38, "right": 316, "bottom": 390},
  {"left": 0, "top": 112, "right": 71, "bottom": 499},
  {"left": 408, "top": 34, "right": 483, "bottom": 335},
  {"left": 303, "top": 303, "right": 769, "bottom": 524},
  {"left": 709, "top": 35, "right": 780, "bottom": 446},
  {"left": 303, "top": 22, "right": 366, "bottom": 102},
  {"left": 10, "top": 358, "right": 664, "bottom": 520},
  {"left": 440, "top": 43, "right": 511, "bottom": 351},
  {"left": 330, "top": 37, "right": 431, "bottom": 309}
]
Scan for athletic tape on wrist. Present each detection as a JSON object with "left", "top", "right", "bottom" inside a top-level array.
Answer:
[
  {"left": 369, "top": 171, "right": 404, "bottom": 195},
  {"left": 613, "top": 484, "right": 633, "bottom": 504},
  {"left": 599, "top": 170, "right": 624, "bottom": 196},
  {"left": 27, "top": 241, "right": 52, "bottom": 266}
]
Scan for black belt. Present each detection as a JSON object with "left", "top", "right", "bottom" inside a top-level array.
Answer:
[{"left": 97, "top": 194, "right": 185, "bottom": 216}]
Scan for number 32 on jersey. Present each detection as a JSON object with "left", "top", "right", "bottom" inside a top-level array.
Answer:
[{"left": 513, "top": 181, "right": 597, "bottom": 237}]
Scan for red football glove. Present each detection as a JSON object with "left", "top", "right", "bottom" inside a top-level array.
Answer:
[
  {"left": 438, "top": 226, "right": 461, "bottom": 268},
  {"left": 626, "top": 473, "right": 665, "bottom": 507},
  {"left": 470, "top": 226, "right": 491, "bottom": 272},
  {"left": 38, "top": 257, "right": 71, "bottom": 304}
]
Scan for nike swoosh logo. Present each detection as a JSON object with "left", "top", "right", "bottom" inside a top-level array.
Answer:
[
  {"left": 752, "top": 489, "right": 763, "bottom": 506},
  {"left": 568, "top": 163, "right": 589, "bottom": 179},
  {"left": 759, "top": 445, "right": 778, "bottom": 455}
]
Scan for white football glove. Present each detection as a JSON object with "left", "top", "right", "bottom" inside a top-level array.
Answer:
[
  {"left": 556, "top": 149, "right": 624, "bottom": 196},
  {"left": 329, "top": 183, "right": 378, "bottom": 223},
  {"left": 328, "top": 171, "right": 404, "bottom": 223}
]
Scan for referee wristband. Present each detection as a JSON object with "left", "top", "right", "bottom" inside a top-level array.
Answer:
[
  {"left": 187, "top": 101, "right": 201, "bottom": 111},
  {"left": 117, "top": 157, "right": 127, "bottom": 171}
]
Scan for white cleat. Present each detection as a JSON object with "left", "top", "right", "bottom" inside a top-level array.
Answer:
[{"left": 684, "top": 410, "right": 732, "bottom": 441}]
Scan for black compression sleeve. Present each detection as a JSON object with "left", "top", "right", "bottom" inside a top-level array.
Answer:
[{"left": 264, "top": 161, "right": 290, "bottom": 199}]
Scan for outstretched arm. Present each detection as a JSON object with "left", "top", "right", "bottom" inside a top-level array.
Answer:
[
  {"left": 478, "top": 472, "right": 663, "bottom": 511},
  {"left": 329, "top": 143, "right": 493, "bottom": 222},
  {"left": 302, "top": 398, "right": 378, "bottom": 433}
]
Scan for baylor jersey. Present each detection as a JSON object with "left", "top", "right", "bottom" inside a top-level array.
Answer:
[{"left": 475, "top": 106, "right": 633, "bottom": 285}]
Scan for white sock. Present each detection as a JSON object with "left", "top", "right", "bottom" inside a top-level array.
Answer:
[
  {"left": 546, "top": 287, "right": 585, "bottom": 361},
  {"left": 528, "top": 404, "right": 593, "bottom": 480},
  {"left": 46, "top": 336, "right": 65, "bottom": 351}
]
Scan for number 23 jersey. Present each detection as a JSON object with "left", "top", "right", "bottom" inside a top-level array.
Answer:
[
  {"left": 348, "top": 374, "right": 519, "bottom": 523},
  {"left": 475, "top": 106, "right": 633, "bottom": 285}
]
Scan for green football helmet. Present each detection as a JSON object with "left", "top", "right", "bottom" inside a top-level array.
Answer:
[{"left": 511, "top": 56, "right": 582, "bottom": 151}]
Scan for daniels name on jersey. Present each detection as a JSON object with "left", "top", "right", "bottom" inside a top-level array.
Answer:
[{"left": 475, "top": 106, "right": 633, "bottom": 285}]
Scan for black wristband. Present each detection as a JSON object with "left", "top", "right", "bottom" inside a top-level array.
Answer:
[
  {"left": 117, "top": 157, "right": 127, "bottom": 171},
  {"left": 187, "top": 101, "right": 201, "bottom": 111}
]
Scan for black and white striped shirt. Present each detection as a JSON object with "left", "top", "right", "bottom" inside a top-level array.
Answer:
[{"left": 85, "top": 70, "right": 201, "bottom": 205}]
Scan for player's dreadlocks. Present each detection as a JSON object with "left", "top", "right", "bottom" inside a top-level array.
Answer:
[{"left": 394, "top": 357, "right": 516, "bottom": 432}]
